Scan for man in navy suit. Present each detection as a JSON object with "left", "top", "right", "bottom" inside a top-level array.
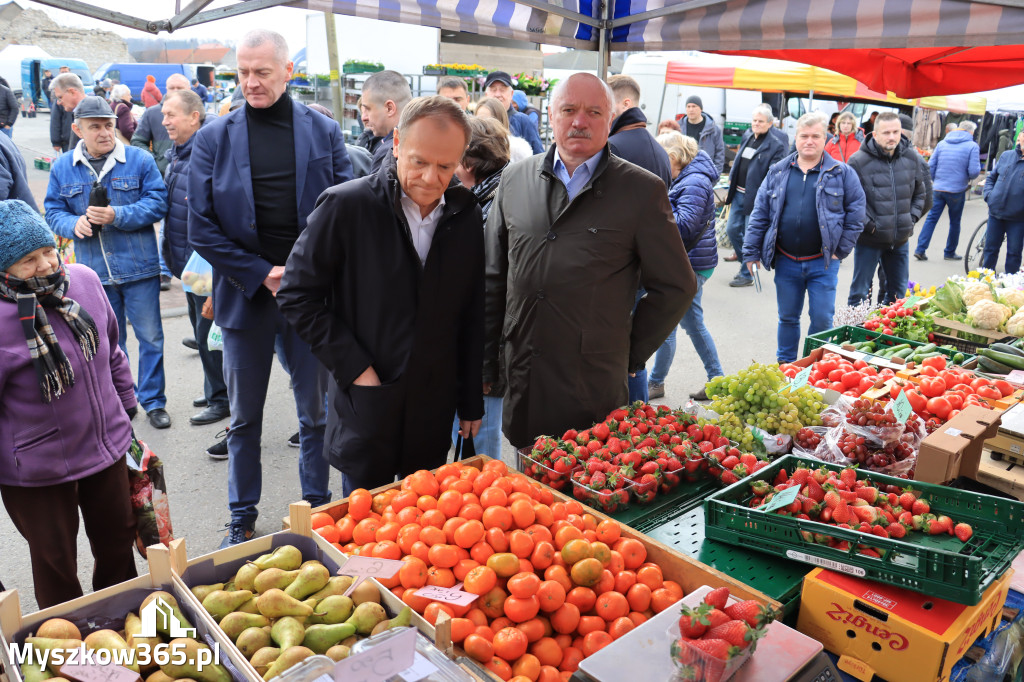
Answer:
[{"left": 188, "top": 29, "right": 353, "bottom": 547}]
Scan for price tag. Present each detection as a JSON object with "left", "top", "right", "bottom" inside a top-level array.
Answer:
[
  {"left": 397, "top": 653, "right": 440, "bottom": 682},
  {"left": 891, "top": 390, "right": 913, "bottom": 425},
  {"left": 762, "top": 485, "right": 800, "bottom": 512},
  {"left": 338, "top": 555, "right": 404, "bottom": 596},
  {"left": 1006, "top": 370, "right": 1024, "bottom": 384},
  {"left": 60, "top": 665, "right": 139, "bottom": 682},
  {"left": 333, "top": 627, "right": 417, "bottom": 682},
  {"left": 903, "top": 295, "right": 921, "bottom": 309},
  {"left": 785, "top": 366, "right": 812, "bottom": 392},
  {"left": 414, "top": 583, "right": 479, "bottom": 606}
]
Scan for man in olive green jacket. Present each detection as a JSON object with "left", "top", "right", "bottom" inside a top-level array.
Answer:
[{"left": 484, "top": 73, "right": 697, "bottom": 448}]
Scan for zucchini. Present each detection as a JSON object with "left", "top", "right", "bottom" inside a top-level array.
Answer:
[
  {"left": 989, "top": 343, "right": 1024, "bottom": 358},
  {"left": 978, "top": 355, "right": 1014, "bottom": 374},
  {"left": 978, "top": 348, "right": 1024, "bottom": 371},
  {"left": 893, "top": 348, "right": 915, "bottom": 359}
]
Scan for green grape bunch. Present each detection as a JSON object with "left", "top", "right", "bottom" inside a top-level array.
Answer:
[{"left": 706, "top": 363, "right": 825, "bottom": 437}]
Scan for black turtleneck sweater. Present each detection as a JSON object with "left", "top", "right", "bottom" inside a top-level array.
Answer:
[{"left": 247, "top": 93, "right": 298, "bottom": 266}]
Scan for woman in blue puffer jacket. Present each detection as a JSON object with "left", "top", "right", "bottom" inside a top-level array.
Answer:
[
  {"left": 647, "top": 134, "right": 724, "bottom": 402},
  {"left": 983, "top": 130, "right": 1024, "bottom": 274}
]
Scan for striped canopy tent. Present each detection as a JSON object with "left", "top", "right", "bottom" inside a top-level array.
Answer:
[{"left": 29, "top": 0, "right": 1024, "bottom": 97}]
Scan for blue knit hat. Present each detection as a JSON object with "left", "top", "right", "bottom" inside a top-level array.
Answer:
[
  {"left": 0, "top": 200, "right": 56, "bottom": 272},
  {"left": 512, "top": 90, "right": 528, "bottom": 111}
]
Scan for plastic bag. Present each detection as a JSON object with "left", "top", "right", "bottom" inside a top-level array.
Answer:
[
  {"left": 791, "top": 426, "right": 828, "bottom": 459},
  {"left": 208, "top": 322, "right": 223, "bottom": 351},
  {"left": 181, "top": 250, "right": 213, "bottom": 296},
  {"left": 126, "top": 436, "right": 173, "bottom": 559}
]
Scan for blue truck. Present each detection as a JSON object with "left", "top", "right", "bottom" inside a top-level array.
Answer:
[{"left": 22, "top": 57, "right": 94, "bottom": 109}]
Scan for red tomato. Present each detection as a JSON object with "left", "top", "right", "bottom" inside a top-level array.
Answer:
[
  {"left": 952, "top": 382, "right": 975, "bottom": 395},
  {"left": 945, "top": 393, "right": 964, "bottom": 410},
  {"left": 810, "top": 370, "right": 825, "bottom": 383},
  {"left": 921, "top": 355, "right": 946, "bottom": 371},
  {"left": 919, "top": 377, "right": 947, "bottom": 398},
  {"left": 971, "top": 378, "right": 992, "bottom": 390},
  {"left": 918, "top": 366, "right": 939, "bottom": 377},
  {"left": 857, "top": 376, "right": 877, "bottom": 394},
  {"left": 926, "top": 396, "right": 952, "bottom": 420},
  {"left": 814, "top": 380, "right": 829, "bottom": 389},
  {"left": 861, "top": 366, "right": 878, "bottom": 376},
  {"left": 853, "top": 359, "right": 868, "bottom": 371},
  {"left": 841, "top": 371, "right": 865, "bottom": 390},
  {"left": 977, "top": 385, "right": 1003, "bottom": 400},
  {"left": 828, "top": 369, "right": 845, "bottom": 382},
  {"left": 993, "top": 380, "right": 1015, "bottom": 397},
  {"left": 818, "top": 360, "right": 838, "bottom": 375},
  {"left": 879, "top": 368, "right": 895, "bottom": 379},
  {"left": 829, "top": 382, "right": 845, "bottom": 392},
  {"left": 906, "top": 389, "right": 928, "bottom": 413}
]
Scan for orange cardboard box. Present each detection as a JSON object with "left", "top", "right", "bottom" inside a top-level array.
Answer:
[{"left": 796, "top": 567, "right": 1011, "bottom": 682}]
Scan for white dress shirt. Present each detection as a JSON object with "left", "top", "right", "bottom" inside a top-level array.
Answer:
[{"left": 399, "top": 191, "right": 446, "bottom": 265}]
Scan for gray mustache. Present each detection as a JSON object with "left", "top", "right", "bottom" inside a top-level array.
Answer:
[{"left": 568, "top": 129, "right": 591, "bottom": 139}]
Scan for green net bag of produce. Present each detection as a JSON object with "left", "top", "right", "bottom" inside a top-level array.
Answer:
[{"left": 126, "top": 435, "right": 174, "bottom": 558}]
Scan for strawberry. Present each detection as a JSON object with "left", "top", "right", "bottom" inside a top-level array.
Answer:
[
  {"left": 871, "top": 525, "right": 890, "bottom": 539},
  {"left": 731, "top": 463, "right": 749, "bottom": 479},
  {"left": 912, "top": 499, "right": 930, "bottom": 515},
  {"left": 832, "top": 500, "right": 851, "bottom": 525},
  {"left": 886, "top": 523, "right": 907, "bottom": 539},
  {"left": 852, "top": 505, "right": 878, "bottom": 524},
  {"left": 704, "top": 608, "right": 731, "bottom": 630},
  {"left": 791, "top": 468, "right": 810, "bottom": 486},
  {"left": 721, "top": 455, "right": 740, "bottom": 469},
  {"left": 739, "top": 453, "right": 758, "bottom": 469},
  {"left": 690, "top": 638, "right": 736, "bottom": 661},
  {"left": 720, "top": 470, "right": 739, "bottom": 485},
  {"left": 705, "top": 620, "right": 752, "bottom": 649},
  {"left": 856, "top": 486, "right": 879, "bottom": 504},
  {"left": 703, "top": 587, "right": 730, "bottom": 610},
  {"left": 823, "top": 490, "right": 842, "bottom": 509},
  {"left": 936, "top": 515, "right": 954, "bottom": 535},
  {"left": 805, "top": 478, "right": 825, "bottom": 502},
  {"left": 774, "top": 469, "right": 789, "bottom": 485},
  {"left": 954, "top": 522, "right": 973, "bottom": 543},
  {"left": 592, "top": 422, "right": 610, "bottom": 442},
  {"left": 840, "top": 467, "right": 858, "bottom": 490},
  {"left": 921, "top": 515, "right": 945, "bottom": 535},
  {"left": 678, "top": 603, "right": 711, "bottom": 639},
  {"left": 724, "top": 600, "right": 773, "bottom": 628},
  {"left": 750, "top": 480, "right": 771, "bottom": 497}
]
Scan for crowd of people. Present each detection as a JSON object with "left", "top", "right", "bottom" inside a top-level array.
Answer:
[{"left": 3, "top": 27, "right": 1024, "bottom": 608}]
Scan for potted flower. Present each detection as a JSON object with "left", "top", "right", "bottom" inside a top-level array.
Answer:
[
  {"left": 423, "top": 64, "right": 446, "bottom": 75},
  {"left": 343, "top": 59, "right": 385, "bottom": 74}
]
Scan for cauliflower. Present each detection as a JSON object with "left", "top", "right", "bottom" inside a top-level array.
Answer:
[
  {"left": 967, "top": 299, "right": 1012, "bottom": 330},
  {"left": 963, "top": 282, "right": 995, "bottom": 307},
  {"left": 998, "top": 288, "right": 1024, "bottom": 310},
  {"left": 1008, "top": 310, "right": 1024, "bottom": 337}
]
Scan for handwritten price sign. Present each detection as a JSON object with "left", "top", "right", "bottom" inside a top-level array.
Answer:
[
  {"left": 338, "top": 555, "right": 403, "bottom": 596},
  {"left": 60, "top": 665, "right": 139, "bottom": 682},
  {"left": 414, "top": 583, "right": 479, "bottom": 606},
  {"left": 333, "top": 626, "right": 417, "bottom": 682}
]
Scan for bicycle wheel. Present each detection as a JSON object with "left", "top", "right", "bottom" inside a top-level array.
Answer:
[{"left": 965, "top": 219, "right": 987, "bottom": 274}]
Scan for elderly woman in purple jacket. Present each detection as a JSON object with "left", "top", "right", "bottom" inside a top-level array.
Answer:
[{"left": 0, "top": 200, "right": 138, "bottom": 608}]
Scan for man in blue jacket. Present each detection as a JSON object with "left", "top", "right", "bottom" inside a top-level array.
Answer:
[
  {"left": 982, "top": 130, "right": 1024, "bottom": 274},
  {"left": 188, "top": 29, "right": 353, "bottom": 547},
  {"left": 44, "top": 96, "right": 171, "bottom": 428},
  {"left": 743, "top": 112, "right": 865, "bottom": 363},
  {"left": 484, "top": 71, "right": 543, "bottom": 154},
  {"left": 914, "top": 120, "right": 980, "bottom": 261}
]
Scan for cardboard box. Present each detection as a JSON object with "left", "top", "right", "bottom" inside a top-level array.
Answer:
[
  {"left": 914, "top": 405, "right": 1001, "bottom": 484},
  {"left": 932, "top": 317, "right": 1013, "bottom": 342},
  {"left": 796, "top": 567, "right": 1012, "bottom": 682},
  {"left": 977, "top": 450, "right": 1024, "bottom": 501}
]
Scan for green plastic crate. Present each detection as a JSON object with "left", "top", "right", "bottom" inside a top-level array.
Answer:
[
  {"left": 802, "top": 325, "right": 974, "bottom": 365},
  {"left": 610, "top": 476, "right": 720, "bottom": 528},
  {"left": 704, "top": 454, "right": 1024, "bottom": 605}
]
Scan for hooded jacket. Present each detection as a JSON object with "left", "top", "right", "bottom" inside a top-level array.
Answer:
[
  {"left": 824, "top": 130, "right": 864, "bottom": 163},
  {"left": 929, "top": 130, "right": 981, "bottom": 193},
  {"left": 847, "top": 136, "right": 928, "bottom": 248},
  {"left": 683, "top": 112, "right": 724, "bottom": 175},
  {"left": 668, "top": 150, "right": 719, "bottom": 271},
  {"left": 608, "top": 107, "right": 672, "bottom": 188},
  {"left": 984, "top": 145, "right": 1024, "bottom": 222}
]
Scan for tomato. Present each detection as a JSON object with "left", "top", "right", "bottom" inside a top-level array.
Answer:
[
  {"left": 857, "top": 376, "right": 877, "bottom": 394},
  {"left": 920, "top": 377, "right": 947, "bottom": 398},
  {"left": 926, "top": 396, "right": 952, "bottom": 420},
  {"left": 810, "top": 370, "right": 825, "bottom": 383},
  {"left": 905, "top": 389, "right": 928, "bottom": 413},
  {"left": 921, "top": 355, "right": 946, "bottom": 370},
  {"left": 829, "top": 381, "right": 845, "bottom": 392},
  {"left": 952, "top": 382, "right": 975, "bottom": 395},
  {"left": 977, "top": 385, "right": 1003, "bottom": 400},
  {"left": 993, "top": 380, "right": 1015, "bottom": 397},
  {"left": 890, "top": 382, "right": 908, "bottom": 400},
  {"left": 818, "top": 360, "right": 838, "bottom": 375},
  {"left": 945, "top": 393, "right": 964, "bottom": 410},
  {"left": 861, "top": 365, "right": 878, "bottom": 376},
  {"left": 828, "top": 369, "right": 845, "bottom": 382},
  {"left": 971, "top": 377, "right": 992, "bottom": 390},
  {"left": 879, "top": 368, "right": 895, "bottom": 379},
  {"left": 853, "top": 359, "right": 868, "bottom": 370},
  {"left": 841, "top": 371, "right": 865, "bottom": 390}
]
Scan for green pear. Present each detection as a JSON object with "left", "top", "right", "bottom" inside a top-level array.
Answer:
[
  {"left": 202, "top": 590, "right": 254, "bottom": 622},
  {"left": 83, "top": 630, "right": 139, "bottom": 673},
  {"left": 190, "top": 583, "right": 224, "bottom": 603},
  {"left": 159, "top": 639, "right": 230, "bottom": 682},
  {"left": 253, "top": 546, "right": 303, "bottom": 571},
  {"left": 140, "top": 592, "right": 195, "bottom": 638},
  {"left": 263, "top": 646, "right": 313, "bottom": 681},
  {"left": 235, "top": 627, "right": 272, "bottom": 659},
  {"left": 24, "top": 638, "right": 82, "bottom": 673},
  {"left": 145, "top": 672, "right": 174, "bottom": 682},
  {"left": 219, "top": 612, "right": 270, "bottom": 641},
  {"left": 256, "top": 589, "right": 313, "bottom": 619},
  {"left": 20, "top": 661, "right": 53, "bottom": 682},
  {"left": 311, "top": 595, "right": 353, "bottom": 624},
  {"left": 284, "top": 563, "right": 330, "bottom": 600},
  {"left": 307, "top": 576, "right": 354, "bottom": 601},
  {"left": 269, "top": 617, "right": 305, "bottom": 650},
  {"left": 233, "top": 563, "right": 262, "bottom": 592},
  {"left": 249, "top": 647, "right": 281, "bottom": 676},
  {"left": 340, "top": 635, "right": 359, "bottom": 647},
  {"left": 125, "top": 612, "right": 161, "bottom": 672},
  {"left": 345, "top": 602, "right": 387, "bottom": 635},
  {"left": 324, "top": 645, "right": 350, "bottom": 662},
  {"left": 222, "top": 580, "right": 236, "bottom": 592},
  {"left": 236, "top": 598, "right": 261, "bottom": 615},
  {"left": 350, "top": 580, "right": 380, "bottom": 605},
  {"left": 301, "top": 623, "right": 357, "bottom": 654},
  {"left": 253, "top": 568, "right": 299, "bottom": 595},
  {"left": 35, "top": 619, "right": 81, "bottom": 641}
]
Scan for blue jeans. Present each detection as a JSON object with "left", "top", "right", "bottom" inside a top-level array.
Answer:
[
  {"left": 221, "top": 311, "right": 331, "bottom": 524},
  {"left": 725, "top": 192, "right": 751, "bottom": 279},
  {"left": 628, "top": 288, "right": 648, "bottom": 403},
  {"left": 156, "top": 223, "right": 172, "bottom": 280},
  {"left": 848, "top": 242, "right": 909, "bottom": 307},
  {"left": 103, "top": 276, "right": 166, "bottom": 411},
  {"left": 1, "top": 127, "right": 12, "bottom": 138},
  {"left": 915, "top": 191, "right": 965, "bottom": 257},
  {"left": 775, "top": 255, "right": 840, "bottom": 363},
  {"left": 451, "top": 395, "right": 507, "bottom": 465},
  {"left": 649, "top": 273, "right": 724, "bottom": 384},
  {"left": 185, "top": 292, "right": 227, "bottom": 410},
  {"left": 983, "top": 217, "right": 1024, "bottom": 274}
]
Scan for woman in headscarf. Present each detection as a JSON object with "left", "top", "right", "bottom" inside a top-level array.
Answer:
[{"left": 0, "top": 200, "right": 138, "bottom": 608}]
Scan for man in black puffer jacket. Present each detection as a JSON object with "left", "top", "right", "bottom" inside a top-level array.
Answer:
[
  {"left": 847, "top": 111, "right": 927, "bottom": 306},
  {"left": 607, "top": 75, "right": 672, "bottom": 187}
]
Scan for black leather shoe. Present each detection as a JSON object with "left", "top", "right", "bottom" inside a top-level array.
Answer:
[
  {"left": 729, "top": 275, "right": 754, "bottom": 288},
  {"left": 148, "top": 408, "right": 171, "bottom": 429},
  {"left": 160, "top": 275, "right": 172, "bottom": 291},
  {"left": 193, "top": 396, "right": 208, "bottom": 408},
  {"left": 190, "top": 405, "right": 230, "bottom": 426},
  {"left": 944, "top": 254, "right": 963, "bottom": 261},
  {"left": 914, "top": 252, "right": 927, "bottom": 261},
  {"left": 182, "top": 337, "right": 198, "bottom": 350}
]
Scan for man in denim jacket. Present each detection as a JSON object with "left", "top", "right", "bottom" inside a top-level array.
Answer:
[{"left": 43, "top": 96, "right": 171, "bottom": 429}]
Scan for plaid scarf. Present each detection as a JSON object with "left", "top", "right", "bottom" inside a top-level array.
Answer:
[{"left": 0, "top": 262, "right": 99, "bottom": 403}]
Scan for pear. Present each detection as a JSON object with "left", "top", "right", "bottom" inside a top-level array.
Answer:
[
  {"left": 307, "top": 576, "right": 354, "bottom": 602},
  {"left": 219, "top": 612, "right": 270, "bottom": 641},
  {"left": 387, "top": 606, "right": 412, "bottom": 630},
  {"left": 253, "top": 546, "right": 302, "bottom": 571},
  {"left": 145, "top": 672, "right": 174, "bottom": 682},
  {"left": 340, "top": 635, "right": 358, "bottom": 647},
  {"left": 202, "top": 590, "right": 254, "bottom": 622},
  {"left": 324, "top": 645, "right": 350, "bottom": 662},
  {"left": 263, "top": 646, "right": 313, "bottom": 681},
  {"left": 345, "top": 602, "right": 387, "bottom": 635},
  {"left": 249, "top": 647, "right": 280, "bottom": 677},
  {"left": 159, "top": 639, "right": 230, "bottom": 682},
  {"left": 256, "top": 589, "right": 313, "bottom": 618},
  {"left": 253, "top": 568, "right": 299, "bottom": 595},
  {"left": 269, "top": 617, "right": 305, "bottom": 650},
  {"left": 284, "top": 563, "right": 329, "bottom": 600},
  {"left": 24, "top": 638, "right": 82, "bottom": 673},
  {"left": 84, "top": 630, "right": 140, "bottom": 673},
  {"left": 311, "top": 595, "right": 353, "bottom": 625},
  {"left": 301, "top": 623, "right": 357, "bottom": 655},
  {"left": 222, "top": 580, "right": 236, "bottom": 592},
  {"left": 35, "top": 619, "right": 81, "bottom": 641},
  {"left": 20, "top": 661, "right": 53, "bottom": 682},
  {"left": 350, "top": 580, "right": 380, "bottom": 605},
  {"left": 140, "top": 592, "right": 195, "bottom": 638},
  {"left": 235, "top": 627, "right": 272, "bottom": 659},
  {"left": 233, "top": 563, "right": 262, "bottom": 592},
  {"left": 190, "top": 583, "right": 224, "bottom": 603},
  {"left": 236, "top": 598, "right": 261, "bottom": 615},
  {"left": 125, "top": 612, "right": 162, "bottom": 672}
]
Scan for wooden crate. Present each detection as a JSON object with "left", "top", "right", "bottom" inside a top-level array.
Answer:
[{"left": 0, "top": 544, "right": 252, "bottom": 682}]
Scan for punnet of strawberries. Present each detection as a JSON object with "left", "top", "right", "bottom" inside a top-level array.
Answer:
[
  {"left": 671, "top": 586, "right": 773, "bottom": 681},
  {"left": 861, "top": 298, "right": 934, "bottom": 342},
  {"left": 748, "top": 463, "right": 974, "bottom": 558}
]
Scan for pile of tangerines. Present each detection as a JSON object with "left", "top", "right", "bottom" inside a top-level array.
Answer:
[{"left": 311, "top": 459, "right": 685, "bottom": 681}]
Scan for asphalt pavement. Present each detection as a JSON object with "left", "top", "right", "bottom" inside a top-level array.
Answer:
[{"left": 0, "top": 112, "right": 989, "bottom": 612}]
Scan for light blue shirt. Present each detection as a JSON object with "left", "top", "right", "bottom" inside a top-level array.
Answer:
[{"left": 553, "top": 148, "right": 603, "bottom": 201}]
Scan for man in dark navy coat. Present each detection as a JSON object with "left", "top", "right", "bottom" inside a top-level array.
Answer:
[{"left": 188, "top": 29, "right": 353, "bottom": 547}]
